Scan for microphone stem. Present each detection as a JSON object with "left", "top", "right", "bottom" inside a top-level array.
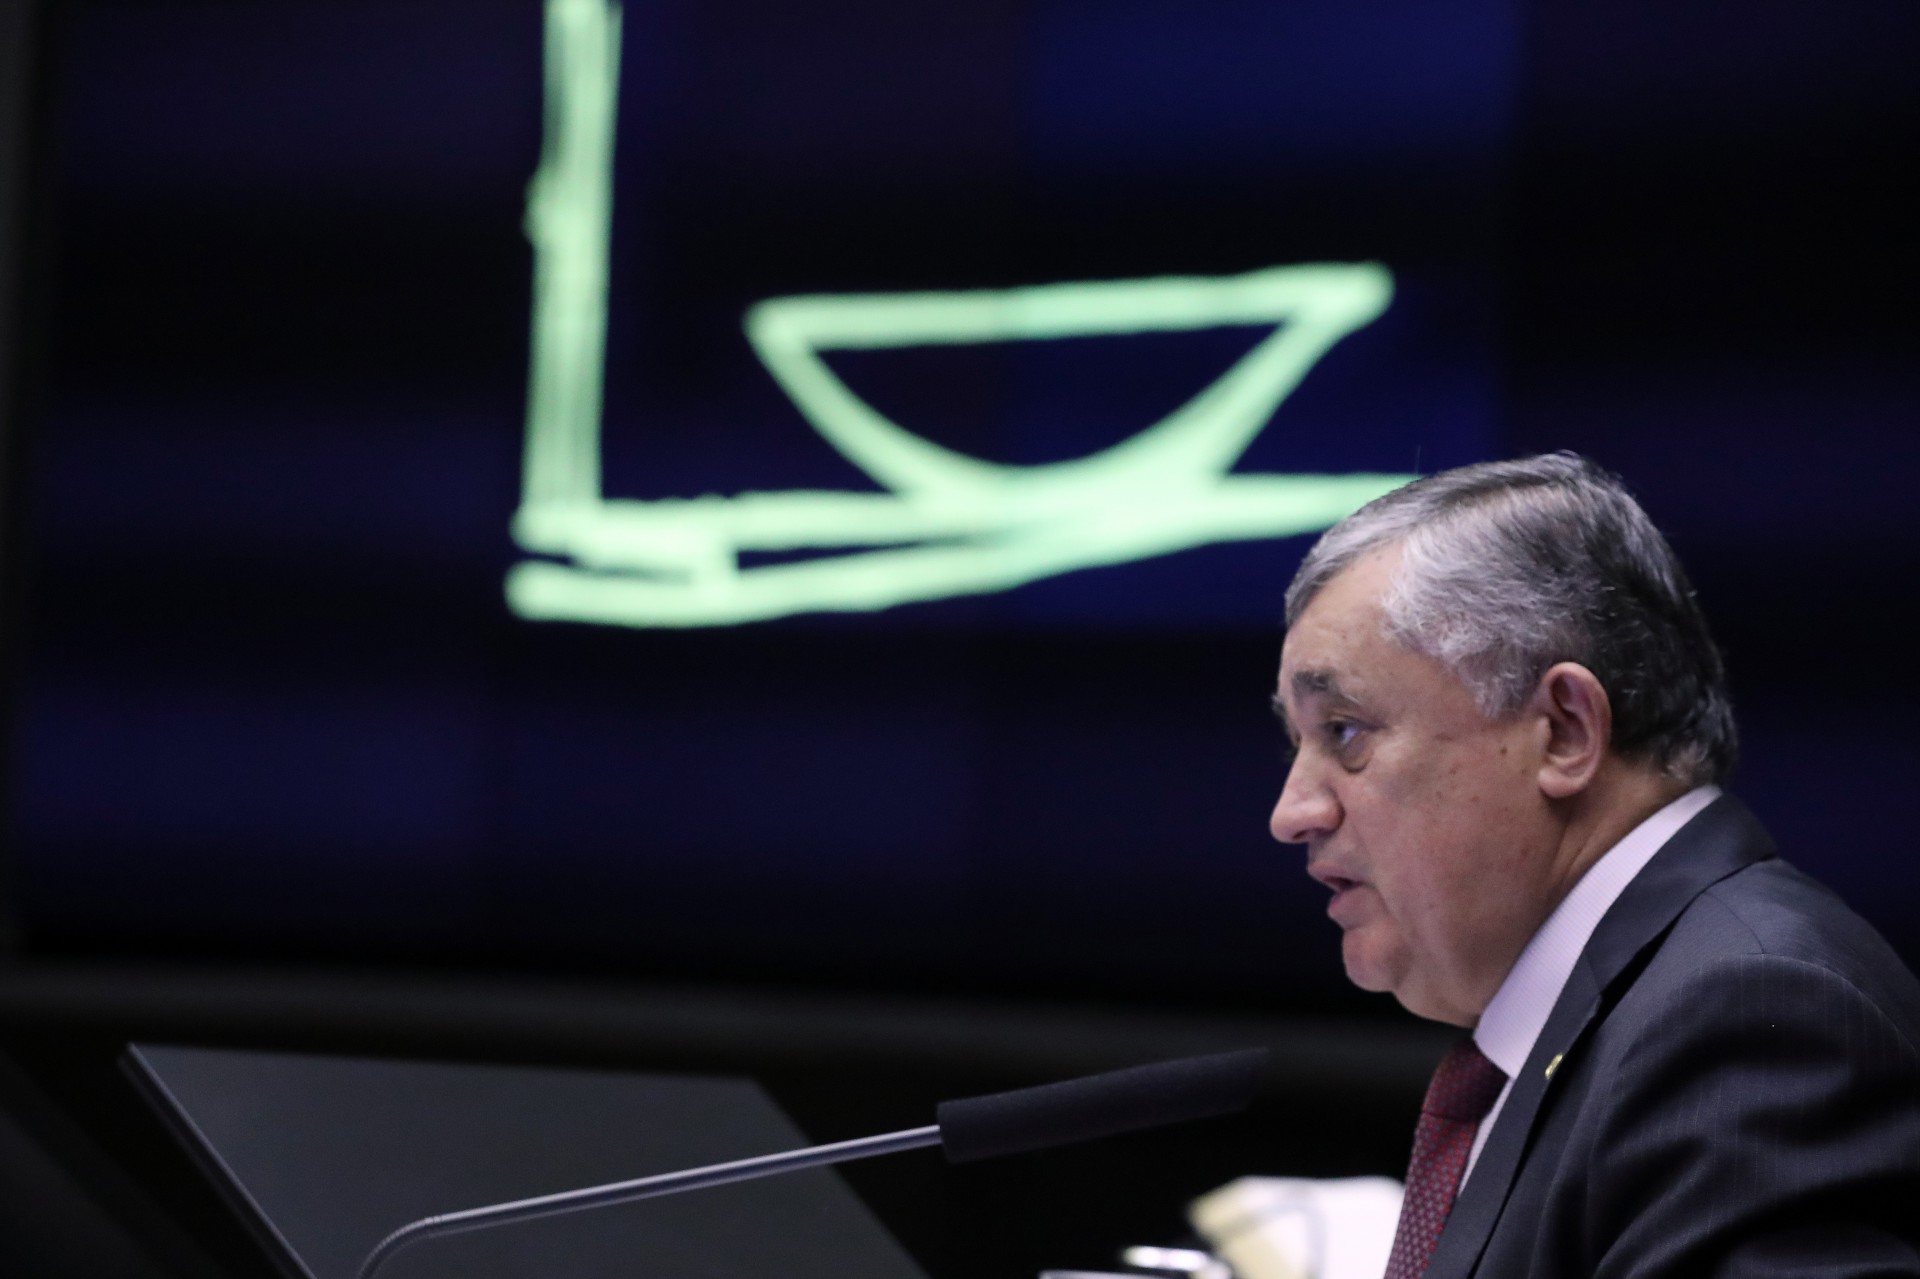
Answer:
[{"left": 356, "top": 1123, "right": 942, "bottom": 1279}]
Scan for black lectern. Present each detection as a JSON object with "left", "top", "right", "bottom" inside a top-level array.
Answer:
[{"left": 127, "top": 1044, "right": 930, "bottom": 1279}]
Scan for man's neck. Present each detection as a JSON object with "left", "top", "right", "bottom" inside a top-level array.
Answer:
[{"left": 1546, "top": 763, "right": 1692, "bottom": 915}]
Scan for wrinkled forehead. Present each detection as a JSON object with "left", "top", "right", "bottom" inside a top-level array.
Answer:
[{"left": 1274, "top": 615, "right": 1376, "bottom": 730}]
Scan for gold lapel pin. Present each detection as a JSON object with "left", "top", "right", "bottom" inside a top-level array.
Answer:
[{"left": 1545, "top": 1052, "right": 1564, "bottom": 1080}]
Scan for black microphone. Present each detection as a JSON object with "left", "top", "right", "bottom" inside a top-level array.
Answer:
[
  {"left": 937, "top": 1046, "right": 1267, "bottom": 1163},
  {"left": 356, "top": 1048, "right": 1266, "bottom": 1279}
]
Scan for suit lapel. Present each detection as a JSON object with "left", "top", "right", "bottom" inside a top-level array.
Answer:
[{"left": 1421, "top": 795, "right": 1775, "bottom": 1279}]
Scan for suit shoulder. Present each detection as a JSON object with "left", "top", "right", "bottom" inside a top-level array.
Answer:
[{"left": 1639, "top": 859, "right": 1920, "bottom": 1049}]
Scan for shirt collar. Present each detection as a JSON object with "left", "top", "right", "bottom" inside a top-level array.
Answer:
[{"left": 1473, "top": 785, "right": 1722, "bottom": 1078}]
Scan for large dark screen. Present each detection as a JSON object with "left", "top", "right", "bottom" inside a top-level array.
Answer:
[{"left": 5, "top": 0, "right": 1917, "bottom": 1006}]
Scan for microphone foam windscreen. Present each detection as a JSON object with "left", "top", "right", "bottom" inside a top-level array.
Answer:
[{"left": 936, "top": 1048, "right": 1267, "bottom": 1164}]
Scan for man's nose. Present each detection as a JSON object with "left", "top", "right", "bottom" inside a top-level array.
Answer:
[{"left": 1270, "top": 758, "right": 1340, "bottom": 845}]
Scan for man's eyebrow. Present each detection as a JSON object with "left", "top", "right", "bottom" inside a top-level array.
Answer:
[
  {"left": 1291, "top": 668, "right": 1350, "bottom": 701},
  {"left": 1273, "top": 669, "right": 1363, "bottom": 741}
]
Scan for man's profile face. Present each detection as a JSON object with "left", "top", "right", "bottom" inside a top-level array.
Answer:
[{"left": 1270, "top": 545, "right": 1561, "bottom": 1025}]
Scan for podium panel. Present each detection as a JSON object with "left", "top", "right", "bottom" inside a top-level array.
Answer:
[{"left": 128, "top": 1044, "right": 931, "bottom": 1279}]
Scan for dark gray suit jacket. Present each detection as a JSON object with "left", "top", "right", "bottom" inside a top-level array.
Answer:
[{"left": 1427, "top": 795, "right": 1920, "bottom": 1278}]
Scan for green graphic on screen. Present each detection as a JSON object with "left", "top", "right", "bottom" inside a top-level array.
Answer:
[{"left": 507, "top": 0, "right": 1417, "bottom": 628}]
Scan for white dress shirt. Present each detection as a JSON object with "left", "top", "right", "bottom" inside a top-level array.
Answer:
[{"left": 1461, "top": 784, "right": 1722, "bottom": 1183}]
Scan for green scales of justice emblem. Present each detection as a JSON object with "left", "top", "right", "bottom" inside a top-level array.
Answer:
[{"left": 506, "top": 0, "right": 1415, "bottom": 629}]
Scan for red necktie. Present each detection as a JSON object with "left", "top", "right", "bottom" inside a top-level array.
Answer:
[{"left": 1384, "top": 1037, "right": 1508, "bottom": 1279}]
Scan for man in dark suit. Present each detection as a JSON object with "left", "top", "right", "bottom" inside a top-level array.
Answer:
[{"left": 1268, "top": 453, "right": 1920, "bottom": 1277}]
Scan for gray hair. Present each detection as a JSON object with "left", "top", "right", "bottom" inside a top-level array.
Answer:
[{"left": 1286, "top": 452, "right": 1737, "bottom": 786}]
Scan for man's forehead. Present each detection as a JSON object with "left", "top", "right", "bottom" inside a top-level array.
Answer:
[
  {"left": 1276, "top": 597, "right": 1372, "bottom": 693},
  {"left": 1275, "top": 548, "right": 1402, "bottom": 702}
]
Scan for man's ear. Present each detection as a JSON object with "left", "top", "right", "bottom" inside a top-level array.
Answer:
[{"left": 1535, "top": 662, "right": 1611, "bottom": 799}]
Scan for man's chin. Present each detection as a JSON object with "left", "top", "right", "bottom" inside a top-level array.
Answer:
[{"left": 1340, "top": 933, "right": 1400, "bottom": 995}]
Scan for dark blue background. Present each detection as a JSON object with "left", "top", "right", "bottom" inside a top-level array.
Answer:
[{"left": 5, "top": 0, "right": 1916, "bottom": 1011}]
